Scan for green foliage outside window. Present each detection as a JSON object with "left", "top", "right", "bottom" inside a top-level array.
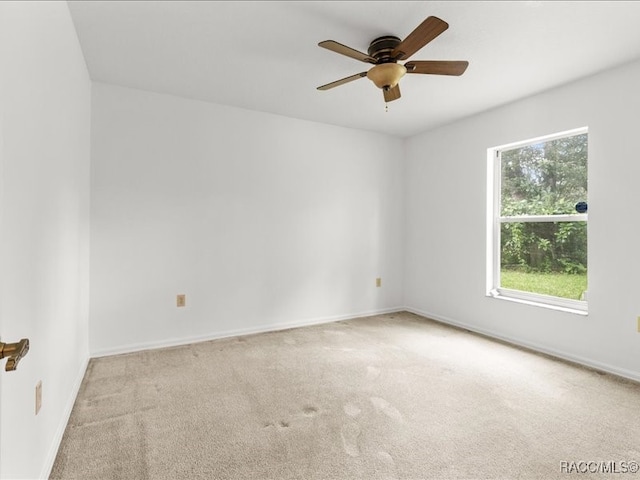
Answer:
[{"left": 500, "top": 134, "right": 588, "bottom": 276}]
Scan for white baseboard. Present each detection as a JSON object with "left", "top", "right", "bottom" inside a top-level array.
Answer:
[
  {"left": 91, "top": 306, "right": 405, "bottom": 358},
  {"left": 404, "top": 306, "right": 640, "bottom": 384},
  {"left": 40, "top": 354, "right": 90, "bottom": 480}
]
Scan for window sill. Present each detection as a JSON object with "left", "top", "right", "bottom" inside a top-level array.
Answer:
[{"left": 487, "top": 290, "right": 588, "bottom": 316}]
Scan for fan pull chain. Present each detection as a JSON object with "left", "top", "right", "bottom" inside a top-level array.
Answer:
[{"left": 385, "top": 103, "right": 388, "bottom": 113}]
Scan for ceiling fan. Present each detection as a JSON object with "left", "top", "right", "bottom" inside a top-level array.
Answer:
[{"left": 317, "top": 16, "right": 469, "bottom": 103}]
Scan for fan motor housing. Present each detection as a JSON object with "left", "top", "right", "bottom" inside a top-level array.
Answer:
[{"left": 367, "top": 36, "right": 401, "bottom": 63}]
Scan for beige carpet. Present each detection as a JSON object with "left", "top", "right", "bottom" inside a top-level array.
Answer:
[{"left": 51, "top": 312, "right": 640, "bottom": 479}]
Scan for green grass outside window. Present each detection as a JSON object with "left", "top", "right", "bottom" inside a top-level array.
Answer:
[{"left": 501, "top": 270, "right": 587, "bottom": 300}]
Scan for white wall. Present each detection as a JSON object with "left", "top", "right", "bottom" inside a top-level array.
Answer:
[
  {"left": 1, "top": 3, "right": 638, "bottom": 476},
  {"left": 90, "top": 83, "right": 404, "bottom": 355},
  {"left": 405, "top": 59, "right": 640, "bottom": 380},
  {"left": 0, "top": 2, "right": 91, "bottom": 479}
]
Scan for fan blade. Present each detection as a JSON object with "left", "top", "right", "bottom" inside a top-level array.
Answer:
[
  {"left": 383, "top": 84, "right": 401, "bottom": 102},
  {"left": 392, "top": 16, "right": 449, "bottom": 61},
  {"left": 319, "top": 40, "right": 377, "bottom": 64},
  {"left": 317, "top": 72, "right": 368, "bottom": 91},
  {"left": 405, "top": 60, "right": 469, "bottom": 76}
]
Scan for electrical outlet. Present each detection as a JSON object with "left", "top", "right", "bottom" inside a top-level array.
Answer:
[
  {"left": 376, "top": 278, "right": 382, "bottom": 288},
  {"left": 637, "top": 316, "right": 640, "bottom": 333},
  {"left": 35, "top": 381, "right": 42, "bottom": 415},
  {"left": 177, "top": 294, "right": 186, "bottom": 307}
]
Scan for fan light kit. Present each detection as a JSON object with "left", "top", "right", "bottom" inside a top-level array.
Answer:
[
  {"left": 367, "top": 63, "right": 406, "bottom": 90},
  {"left": 317, "top": 16, "right": 469, "bottom": 104}
]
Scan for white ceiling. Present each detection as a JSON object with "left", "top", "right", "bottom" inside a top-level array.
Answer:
[{"left": 67, "top": 1, "right": 640, "bottom": 138}]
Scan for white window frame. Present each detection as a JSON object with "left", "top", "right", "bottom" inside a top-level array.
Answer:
[{"left": 486, "top": 127, "right": 588, "bottom": 315}]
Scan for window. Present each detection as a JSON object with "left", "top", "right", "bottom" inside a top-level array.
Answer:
[{"left": 487, "top": 128, "right": 588, "bottom": 313}]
